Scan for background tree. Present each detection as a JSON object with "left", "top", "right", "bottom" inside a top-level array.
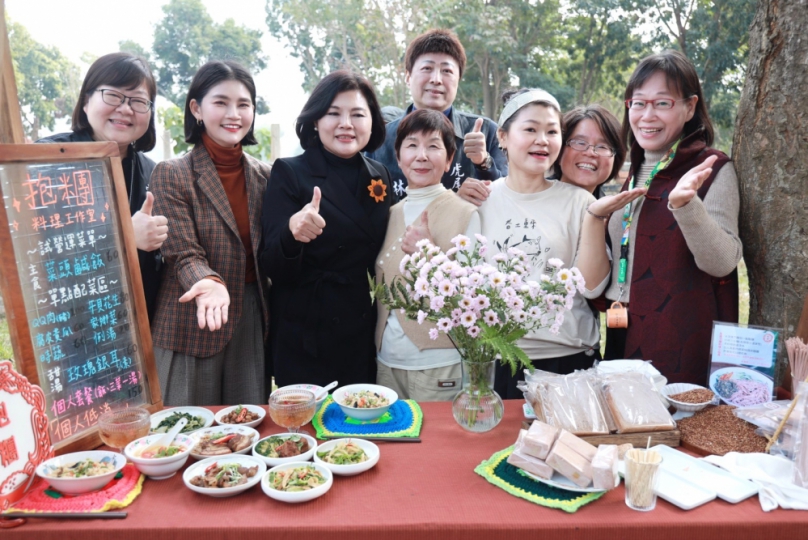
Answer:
[
  {"left": 7, "top": 18, "right": 79, "bottom": 140},
  {"left": 733, "top": 0, "right": 807, "bottom": 337}
]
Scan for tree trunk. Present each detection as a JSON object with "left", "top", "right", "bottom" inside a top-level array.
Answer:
[{"left": 733, "top": 0, "right": 808, "bottom": 336}]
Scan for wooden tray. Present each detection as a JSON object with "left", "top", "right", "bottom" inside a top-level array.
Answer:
[{"left": 520, "top": 421, "right": 680, "bottom": 447}]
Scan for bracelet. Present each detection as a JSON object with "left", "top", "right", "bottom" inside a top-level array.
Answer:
[{"left": 586, "top": 206, "right": 610, "bottom": 222}]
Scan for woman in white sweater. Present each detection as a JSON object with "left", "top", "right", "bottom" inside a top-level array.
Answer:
[{"left": 374, "top": 109, "right": 480, "bottom": 401}]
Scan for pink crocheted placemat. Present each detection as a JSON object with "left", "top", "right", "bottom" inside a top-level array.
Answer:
[{"left": 6, "top": 464, "right": 144, "bottom": 513}]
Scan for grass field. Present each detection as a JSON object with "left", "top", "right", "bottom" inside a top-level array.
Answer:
[{"left": 0, "top": 259, "right": 752, "bottom": 367}]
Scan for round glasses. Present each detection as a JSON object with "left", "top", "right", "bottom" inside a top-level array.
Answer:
[
  {"left": 97, "top": 89, "right": 153, "bottom": 113},
  {"left": 566, "top": 139, "right": 615, "bottom": 157},
  {"left": 624, "top": 97, "right": 692, "bottom": 111}
]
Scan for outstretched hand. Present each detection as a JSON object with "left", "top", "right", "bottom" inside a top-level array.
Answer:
[
  {"left": 401, "top": 211, "right": 432, "bottom": 255},
  {"left": 669, "top": 155, "right": 718, "bottom": 209},
  {"left": 289, "top": 186, "right": 326, "bottom": 242},
  {"left": 586, "top": 187, "right": 648, "bottom": 221},
  {"left": 179, "top": 279, "right": 230, "bottom": 331},
  {"left": 456, "top": 178, "right": 492, "bottom": 207}
]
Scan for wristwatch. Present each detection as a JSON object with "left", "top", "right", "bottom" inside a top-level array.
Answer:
[{"left": 476, "top": 152, "right": 493, "bottom": 171}]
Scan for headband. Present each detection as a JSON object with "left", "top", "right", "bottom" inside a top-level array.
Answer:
[{"left": 497, "top": 89, "right": 561, "bottom": 127}]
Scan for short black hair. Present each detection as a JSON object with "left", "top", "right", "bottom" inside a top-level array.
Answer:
[
  {"left": 72, "top": 52, "right": 157, "bottom": 152},
  {"left": 405, "top": 29, "right": 466, "bottom": 78},
  {"left": 394, "top": 109, "right": 456, "bottom": 162},
  {"left": 296, "top": 70, "right": 386, "bottom": 152},
  {"left": 622, "top": 50, "right": 713, "bottom": 148},
  {"left": 554, "top": 105, "right": 626, "bottom": 187},
  {"left": 184, "top": 60, "right": 258, "bottom": 146}
]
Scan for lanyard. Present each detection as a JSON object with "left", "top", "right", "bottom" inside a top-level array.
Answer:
[{"left": 617, "top": 139, "right": 682, "bottom": 285}]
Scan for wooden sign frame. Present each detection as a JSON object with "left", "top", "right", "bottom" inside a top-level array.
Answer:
[{"left": 0, "top": 142, "right": 162, "bottom": 454}]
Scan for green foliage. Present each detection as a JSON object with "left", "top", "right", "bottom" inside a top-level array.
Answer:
[
  {"left": 118, "top": 40, "right": 151, "bottom": 63},
  {"left": 243, "top": 127, "right": 273, "bottom": 161},
  {"left": 7, "top": 18, "right": 80, "bottom": 140},
  {"left": 0, "top": 317, "right": 12, "bottom": 362},
  {"left": 153, "top": 0, "right": 268, "bottom": 106},
  {"left": 158, "top": 104, "right": 191, "bottom": 155}
]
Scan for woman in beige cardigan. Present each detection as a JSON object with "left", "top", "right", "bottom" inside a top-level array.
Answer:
[{"left": 374, "top": 109, "right": 480, "bottom": 401}]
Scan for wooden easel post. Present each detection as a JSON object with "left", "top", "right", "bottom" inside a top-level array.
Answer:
[{"left": 0, "top": 0, "right": 25, "bottom": 144}]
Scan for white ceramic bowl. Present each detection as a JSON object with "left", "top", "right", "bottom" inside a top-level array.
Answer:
[
  {"left": 313, "top": 438, "right": 380, "bottom": 476},
  {"left": 36, "top": 451, "right": 125, "bottom": 495},
  {"left": 275, "top": 384, "right": 327, "bottom": 410},
  {"left": 709, "top": 366, "right": 774, "bottom": 406},
  {"left": 332, "top": 384, "right": 398, "bottom": 421},
  {"left": 214, "top": 404, "right": 266, "bottom": 429},
  {"left": 150, "top": 406, "right": 215, "bottom": 434},
  {"left": 189, "top": 425, "right": 260, "bottom": 460},
  {"left": 124, "top": 434, "right": 194, "bottom": 479},
  {"left": 663, "top": 383, "right": 715, "bottom": 413},
  {"left": 262, "top": 461, "right": 333, "bottom": 503},
  {"left": 252, "top": 432, "right": 317, "bottom": 467},
  {"left": 182, "top": 455, "right": 266, "bottom": 498}
]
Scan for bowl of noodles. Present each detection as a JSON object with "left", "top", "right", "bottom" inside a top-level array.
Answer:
[
  {"left": 36, "top": 451, "right": 126, "bottom": 495},
  {"left": 333, "top": 384, "right": 398, "bottom": 421},
  {"left": 709, "top": 367, "right": 774, "bottom": 407}
]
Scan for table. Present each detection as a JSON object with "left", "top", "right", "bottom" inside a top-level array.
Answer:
[{"left": 6, "top": 401, "right": 808, "bottom": 540}]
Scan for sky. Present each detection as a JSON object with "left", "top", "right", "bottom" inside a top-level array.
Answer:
[{"left": 5, "top": 0, "right": 308, "bottom": 158}]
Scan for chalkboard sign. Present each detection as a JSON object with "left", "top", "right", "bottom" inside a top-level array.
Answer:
[{"left": 0, "top": 142, "right": 162, "bottom": 454}]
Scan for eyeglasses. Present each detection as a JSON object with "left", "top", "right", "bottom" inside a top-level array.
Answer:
[
  {"left": 566, "top": 139, "right": 615, "bottom": 157},
  {"left": 96, "top": 89, "right": 153, "bottom": 113},
  {"left": 625, "top": 97, "right": 692, "bottom": 111}
]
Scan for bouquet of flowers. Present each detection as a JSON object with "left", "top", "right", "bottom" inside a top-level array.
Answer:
[{"left": 370, "top": 234, "right": 583, "bottom": 376}]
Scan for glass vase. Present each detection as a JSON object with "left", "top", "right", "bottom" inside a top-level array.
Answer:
[{"left": 452, "top": 359, "right": 504, "bottom": 433}]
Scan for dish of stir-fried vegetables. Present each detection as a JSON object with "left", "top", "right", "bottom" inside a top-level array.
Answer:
[
  {"left": 268, "top": 465, "right": 327, "bottom": 492},
  {"left": 341, "top": 390, "right": 390, "bottom": 408},
  {"left": 316, "top": 441, "right": 368, "bottom": 465}
]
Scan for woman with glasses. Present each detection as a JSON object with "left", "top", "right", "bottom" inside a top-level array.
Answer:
[
  {"left": 602, "top": 50, "right": 742, "bottom": 385},
  {"left": 555, "top": 105, "right": 626, "bottom": 199},
  {"left": 37, "top": 52, "right": 167, "bottom": 321}
]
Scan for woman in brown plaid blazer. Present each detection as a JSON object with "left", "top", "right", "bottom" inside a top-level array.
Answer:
[
  {"left": 260, "top": 71, "right": 391, "bottom": 388},
  {"left": 151, "top": 61, "right": 270, "bottom": 406}
]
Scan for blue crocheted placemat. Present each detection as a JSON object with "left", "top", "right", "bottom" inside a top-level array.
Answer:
[{"left": 312, "top": 396, "right": 422, "bottom": 438}]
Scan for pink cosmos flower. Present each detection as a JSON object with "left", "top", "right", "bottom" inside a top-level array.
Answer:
[
  {"left": 484, "top": 310, "right": 499, "bottom": 325},
  {"left": 437, "top": 317, "right": 453, "bottom": 332},
  {"left": 460, "top": 311, "right": 477, "bottom": 328},
  {"left": 429, "top": 328, "right": 439, "bottom": 340},
  {"left": 467, "top": 325, "right": 480, "bottom": 338},
  {"left": 430, "top": 296, "right": 446, "bottom": 310},
  {"left": 475, "top": 295, "right": 490, "bottom": 310},
  {"left": 417, "top": 310, "right": 428, "bottom": 324},
  {"left": 438, "top": 279, "right": 456, "bottom": 297}
]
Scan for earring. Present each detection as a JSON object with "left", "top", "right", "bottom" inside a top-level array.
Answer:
[
  {"left": 197, "top": 118, "right": 203, "bottom": 126},
  {"left": 314, "top": 126, "right": 318, "bottom": 131}
]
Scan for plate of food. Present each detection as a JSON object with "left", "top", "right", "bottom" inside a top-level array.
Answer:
[
  {"left": 332, "top": 383, "right": 398, "bottom": 421},
  {"left": 709, "top": 367, "right": 774, "bottom": 407},
  {"left": 189, "top": 425, "right": 259, "bottom": 460},
  {"left": 262, "top": 461, "right": 333, "bottom": 503},
  {"left": 151, "top": 407, "right": 214, "bottom": 434},
  {"left": 36, "top": 450, "right": 126, "bottom": 495},
  {"left": 125, "top": 434, "right": 194, "bottom": 479},
  {"left": 183, "top": 455, "right": 266, "bottom": 498},
  {"left": 214, "top": 404, "right": 266, "bottom": 428},
  {"left": 252, "top": 433, "right": 317, "bottom": 466},
  {"left": 313, "top": 438, "right": 379, "bottom": 476}
]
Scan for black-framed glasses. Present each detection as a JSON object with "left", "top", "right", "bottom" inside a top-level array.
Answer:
[
  {"left": 566, "top": 139, "right": 615, "bottom": 157},
  {"left": 624, "top": 97, "right": 693, "bottom": 111},
  {"left": 97, "top": 89, "right": 153, "bottom": 113}
]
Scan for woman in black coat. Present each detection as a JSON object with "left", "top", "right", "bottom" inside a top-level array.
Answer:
[{"left": 260, "top": 71, "right": 392, "bottom": 387}]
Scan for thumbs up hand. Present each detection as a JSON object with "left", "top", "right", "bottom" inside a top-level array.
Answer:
[
  {"left": 132, "top": 191, "right": 169, "bottom": 251},
  {"left": 463, "top": 117, "right": 488, "bottom": 166},
  {"left": 289, "top": 186, "right": 327, "bottom": 243},
  {"left": 402, "top": 211, "right": 432, "bottom": 255}
]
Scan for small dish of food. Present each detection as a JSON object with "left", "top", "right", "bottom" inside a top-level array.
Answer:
[
  {"left": 252, "top": 433, "right": 317, "bottom": 466},
  {"left": 332, "top": 384, "right": 398, "bottom": 421},
  {"left": 182, "top": 455, "right": 266, "bottom": 498},
  {"left": 663, "top": 383, "right": 717, "bottom": 418},
  {"left": 189, "top": 425, "right": 259, "bottom": 460},
  {"left": 150, "top": 407, "right": 214, "bottom": 434},
  {"left": 262, "top": 461, "right": 333, "bottom": 503},
  {"left": 36, "top": 451, "right": 125, "bottom": 495},
  {"left": 313, "top": 438, "right": 379, "bottom": 476},
  {"left": 125, "top": 434, "right": 194, "bottom": 479},
  {"left": 214, "top": 404, "right": 266, "bottom": 428}
]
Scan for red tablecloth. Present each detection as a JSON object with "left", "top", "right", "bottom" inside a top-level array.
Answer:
[{"left": 5, "top": 401, "right": 808, "bottom": 540}]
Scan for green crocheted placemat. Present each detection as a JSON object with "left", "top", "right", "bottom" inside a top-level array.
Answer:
[{"left": 474, "top": 446, "right": 606, "bottom": 513}]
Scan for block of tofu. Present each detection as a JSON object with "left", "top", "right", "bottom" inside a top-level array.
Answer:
[
  {"left": 522, "top": 420, "right": 559, "bottom": 460},
  {"left": 546, "top": 440, "right": 593, "bottom": 488},
  {"left": 507, "top": 449, "right": 554, "bottom": 480},
  {"left": 591, "top": 444, "right": 619, "bottom": 490},
  {"left": 558, "top": 429, "right": 597, "bottom": 462}
]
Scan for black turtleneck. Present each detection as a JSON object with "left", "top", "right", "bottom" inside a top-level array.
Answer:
[{"left": 322, "top": 145, "right": 364, "bottom": 198}]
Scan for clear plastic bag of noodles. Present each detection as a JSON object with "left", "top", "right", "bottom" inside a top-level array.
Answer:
[
  {"left": 520, "top": 369, "right": 610, "bottom": 435},
  {"left": 600, "top": 372, "right": 676, "bottom": 433}
]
